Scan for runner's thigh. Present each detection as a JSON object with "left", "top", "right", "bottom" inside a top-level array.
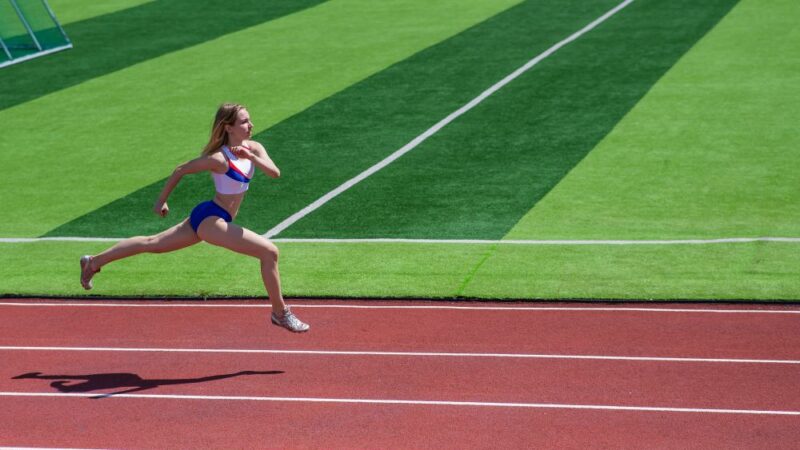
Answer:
[
  {"left": 150, "top": 219, "right": 201, "bottom": 253},
  {"left": 196, "top": 218, "right": 276, "bottom": 258}
]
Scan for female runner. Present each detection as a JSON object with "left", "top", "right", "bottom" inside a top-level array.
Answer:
[{"left": 79, "top": 103, "right": 309, "bottom": 332}]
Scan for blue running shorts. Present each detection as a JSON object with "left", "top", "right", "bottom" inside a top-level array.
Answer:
[{"left": 189, "top": 200, "right": 232, "bottom": 233}]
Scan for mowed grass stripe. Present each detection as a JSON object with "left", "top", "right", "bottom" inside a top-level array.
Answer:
[
  {"left": 504, "top": 0, "right": 798, "bottom": 241},
  {"left": 280, "top": 0, "right": 740, "bottom": 239},
  {"left": 0, "top": 0, "right": 326, "bottom": 111},
  {"left": 0, "top": 0, "right": 521, "bottom": 237},
  {"left": 48, "top": 0, "right": 154, "bottom": 26}
]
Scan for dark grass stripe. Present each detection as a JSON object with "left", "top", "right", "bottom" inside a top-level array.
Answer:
[
  {"left": 0, "top": 0, "right": 326, "bottom": 111},
  {"left": 278, "top": 0, "right": 740, "bottom": 239},
  {"left": 46, "top": 0, "right": 738, "bottom": 239}
]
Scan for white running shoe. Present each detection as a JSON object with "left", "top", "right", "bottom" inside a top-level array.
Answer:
[
  {"left": 79, "top": 255, "right": 99, "bottom": 290},
  {"left": 271, "top": 308, "right": 309, "bottom": 333}
]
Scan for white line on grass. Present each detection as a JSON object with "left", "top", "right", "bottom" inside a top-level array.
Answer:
[
  {"left": 0, "top": 237, "right": 123, "bottom": 243},
  {"left": 275, "top": 237, "right": 800, "bottom": 245},
  {"left": 3, "top": 236, "right": 800, "bottom": 245},
  {"left": 0, "top": 44, "right": 73, "bottom": 69},
  {"left": 1, "top": 345, "right": 798, "bottom": 365},
  {"left": 261, "top": 0, "right": 636, "bottom": 238},
  {"left": 0, "top": 391, "right": 797, "bottom": 415},
  {"left": 1, "top": 302, "right": 799, "bottom": 314}
]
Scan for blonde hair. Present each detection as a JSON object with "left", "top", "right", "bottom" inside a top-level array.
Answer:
[{"left": 201, "top": 103, "right": 246, "bottom": 156}]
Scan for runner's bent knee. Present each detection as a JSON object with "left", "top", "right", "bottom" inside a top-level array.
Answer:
[
  {"left": 242, "top": 235, "right": 279, "bottom": 263},
  {"left": 262, "top": 240, "right": 279, "bottom": 261}
]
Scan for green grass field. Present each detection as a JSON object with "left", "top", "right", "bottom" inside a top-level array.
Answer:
[{"left": 1, "top": 0, "right": 798, "bottom": 300}]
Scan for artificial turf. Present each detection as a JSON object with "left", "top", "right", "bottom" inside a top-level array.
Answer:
[
  {"left": 468, "top": 0, "right": 800, "bottom": 300},
  {"left": 2, "top": 239, "right": 799, "bottom": 300},
  {"left": 2, "top": 0, "right": 798, "bottom": 301},
  {"left": 464, "top": 241, "right": 800, "bottom": 301},
  {"left": 506, "top": 0, "right": 799, "bottom": 240}
]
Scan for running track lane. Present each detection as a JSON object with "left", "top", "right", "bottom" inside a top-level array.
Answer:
[
  {"left": 1, "top": 300, "right": 799, "bottom": 448},
  {"left": 2, "top": 300, "right": 799, "bottom": 359}
]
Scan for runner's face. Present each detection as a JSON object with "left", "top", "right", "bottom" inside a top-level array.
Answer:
[{"left": 227, "top": 109, "right": 253, "bottom": 141}]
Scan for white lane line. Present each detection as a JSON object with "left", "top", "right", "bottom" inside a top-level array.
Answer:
[
  {"left": 2, "top": 448, "right": 101, "bottom": 450},
  {"left": 273, "top": 237, "right": 800, "bottom": 245},
  {"left": 4, "top": 236, "right": 799, "bottom": 244},
  {"left": 0, "top": 237, "right": 121, "bottom": 243},
  {"left": 2, "top": 448, "right": 102, "bottom": 450},
  {"left": 1, "top": 302, "right": 799, "bottom": 314},
  {"left": 293, "top": 304, "right": 800, "bottom": 314},
  {"left": 1, "top": 346, "right": 797, "bottom": 365},
  {"left": 0, "top": 392, "right": 797, "bottom": 415},
  {"left": 261, "top": 0, "right": 636, "bottom": 238}
]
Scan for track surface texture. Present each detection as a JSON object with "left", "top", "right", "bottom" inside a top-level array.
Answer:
[{"left": 1, "top": 299, "right": 799, "bottom": 449}]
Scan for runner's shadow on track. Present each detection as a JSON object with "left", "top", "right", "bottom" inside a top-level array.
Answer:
[{"left": 12, "top": 370, "right": 283, "bottom": 399}]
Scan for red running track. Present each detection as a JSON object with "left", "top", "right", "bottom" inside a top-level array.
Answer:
[{"left": 0, "top": 299, "right": 799, "bottom": 449}]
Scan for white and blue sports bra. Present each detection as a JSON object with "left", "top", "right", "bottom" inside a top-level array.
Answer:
[{"left": 212, "top": 146, "right": 254, "bottom": 194}]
